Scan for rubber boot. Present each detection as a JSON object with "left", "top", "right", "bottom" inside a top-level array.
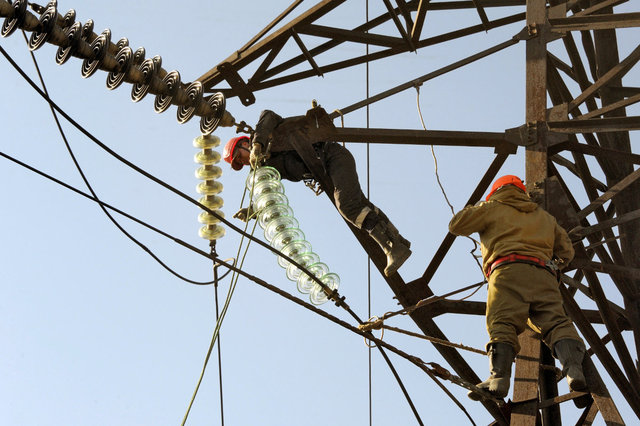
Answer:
[
  {"left": 375, "top": 209, "right": 411, "bottom": 249},
  {"left": 468, "top": 342, "right": 515, "bottom": 401},
  {"left": 368, "top": 220, "right": 412, "bottom": 277},
  {"left": 553, "top": 339, "right": 587, "bottom": 391}
]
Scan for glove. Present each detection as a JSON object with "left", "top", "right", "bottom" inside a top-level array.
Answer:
[
  {"left": 233, "top": 205, "right": 255, "bottom": 222},
  {"left": 249, "top": 143, "right": 264, "bottom": 169}
]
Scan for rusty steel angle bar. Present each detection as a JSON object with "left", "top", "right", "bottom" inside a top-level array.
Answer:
[
  {"left": 550, "top": 12, "right": 640, "bottom": 32},
  {"left": 329, "top": 35, "right": 521, "bottom": 119},
  {"left": 237, "top": 0, "right": 304, "bottom": 54},
  {"left": 289, "top": 30, "right": 323, "bottom": 77},
  {"left": 576, "top": 166, "right": 640, "bottom": 220},
  {"left": 547, "top": 116, "right": 640, "bottom": 133},
  {"left": 327, "top": 127, "right": 513, "bottom": 150},
  {"left": 381, "top": 0, "right": 415, "bottom": 50},
  {"left": 571, "top": 208, "right": 640, "bottom": 240},
  {"left": 197, "top": 0, "right": 348, "bottom": 89},
  {"left": 297, "top": 24, "right": 403, "bottom": 48},
  {"left": 259, "top": 12, "right": 525, "bottom": 94},
  {"left": 575, "top": 248, "right": 640, "bottom": 397},
  {"left": 550, "top": 140, "right": 640, "bottom": 165},
  {"left": 568, "top": 44, "right": 640, "bottom": 113},
  {"left": 560, "top": 284, "right": 640, "bottom": 420}
]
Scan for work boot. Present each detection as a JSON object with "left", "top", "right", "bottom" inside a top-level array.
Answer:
[
  {"left": 374, "top": 209, "right": 411, "bottom": 249},
  {"left": 553, "top": 339, "right": 587, "bottom": 391},
  {"left": 468, "top": 342, "right": 515, "bottom": 401},
  {"left": 368, "top": 220, "right": 412, "bottom": 277}
]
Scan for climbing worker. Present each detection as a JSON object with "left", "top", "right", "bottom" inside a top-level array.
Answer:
[
  {"left": 223, "top": 109, "right": 412, "bottom": 277},
  {"left": 448, "top": 175, "right": 587, "bottom": 401}
]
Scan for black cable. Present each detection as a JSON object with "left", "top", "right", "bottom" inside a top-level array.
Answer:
[
  {"left": 18, "top": 31, "right": 217, "bottom": 287},
  {"left": 0, "top": 152, "right": 474, "bottom": 425},
  {"left": 0, "top": 43, "right": 356, "bottom": 315},
  {"left": 1, "top": 43, "right": 442, "bottom": 425},
  {"left": 0, "top": 150, "right": 221, "bottom": 284}
]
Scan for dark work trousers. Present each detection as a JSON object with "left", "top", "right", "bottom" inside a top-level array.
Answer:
[{"left": 265, "top": 142, "right": 376, "bottom": 228}]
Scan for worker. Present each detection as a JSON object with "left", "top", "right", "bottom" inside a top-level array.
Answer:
[
  {"left": 448, "top": 175, "right": 587, "bottom": 401},
  {"left": 223, "top": 109, "right": 411, "bottom": 277}
]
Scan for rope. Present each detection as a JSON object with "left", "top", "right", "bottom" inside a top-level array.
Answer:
[
  {"left": 377, "top": 325, "right": 486, "bottom": 355},
  {"left": 415, "top": 85, "right": 485, "bottom": 276},
  {"left": 362, "top": 281, "right": 486, "bottom": 326}
]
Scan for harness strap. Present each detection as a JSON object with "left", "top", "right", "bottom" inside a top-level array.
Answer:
[{"left": 486, "top": 254, "right": 555, "bottom": 277}]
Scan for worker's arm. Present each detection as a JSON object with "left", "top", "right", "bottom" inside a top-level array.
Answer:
[
  {"left": 250, "top": 110, "right": 284, "bottom": 168},
  {"left": 253, "top": 110, "right": 284, "bottom": 148},
  {"left": 448, "top": 203, "right": 487, "bottom": 237},
  {"left": 553, "top": 222, "right": 575, "bottom": 267}
]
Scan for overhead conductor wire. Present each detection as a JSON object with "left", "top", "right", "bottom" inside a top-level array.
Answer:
[
  {"left": 16, "top": 31, "right": 216, "bottom": 286},
  {"left": 1, "top": 43, "right": 478, "bottom": 424},
  {"left": 0, "top": 152, "right": 480, "bottom": 425}
]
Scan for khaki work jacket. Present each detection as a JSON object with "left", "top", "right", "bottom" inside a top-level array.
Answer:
[{"left": 448, "top": 186, "right": 574, "bottom": 274}]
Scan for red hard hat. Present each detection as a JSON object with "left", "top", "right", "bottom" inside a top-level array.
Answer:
[
  {"left": 486, "top": 175, "right": 526, "bottom": 200},
  {"left": 223, "top": 136, "right": 250, "bottom": 170}
]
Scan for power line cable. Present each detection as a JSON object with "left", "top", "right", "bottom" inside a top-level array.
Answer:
[
  {"left": 2, "top": 44, "right": 471, "bottom": 425},
  {"left": 0, "top": 43, "right": 354, "bottom": 314},
  {"left": 17, "top": 31, "right": 219, "bottom": 287},
  {"left": 1, "top": 150, "right": 479, "bottom": 424}
]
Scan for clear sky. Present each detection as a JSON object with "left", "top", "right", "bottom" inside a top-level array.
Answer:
[{"left": 2, "top": 1, "right": 638, "bottom": 425}]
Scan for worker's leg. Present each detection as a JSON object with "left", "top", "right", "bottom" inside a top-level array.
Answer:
[
  {"left": 525, "top": 267, "right": 587, "bottom": 394},
  {"left": 469, "top": 264, "right": 529, "bottom": 400},
  {"left": 324, "top": 143, "right": 411, "bottom": 276},
  {"left": 323, "top": 142, "right": 374, "bottom": 225},
  {"left": 486, "top": 264, "right": 531, "bottom": 353}
]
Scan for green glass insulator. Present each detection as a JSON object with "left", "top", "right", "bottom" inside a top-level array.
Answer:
[
  {"left": 286, "top": 252, "right": 320, "bottom": 281},
  {"left": 309, "top": 273, "right": 340, "bottom": 305},
  {"left": 259, "top": 203, "right": 294, "bottom": 229},
  {"left": 270, "top": 227, "right": 305, "bottom": 251},
  {"left": 264, "top": 215, "right": 299, "bottom": 242},
  {"left": 246, "top": 166, "right": 281, "bottom": 190},
  {"left": 252, "top": 179, "right": 284, "bottom": 200},
  {"left": 277, "top": 240, "right": 312, "bottom": 269},
  {"left": 296, "top": 262, "right": 329, "bottom": 294},
  {"left": 254, "top": 192, "right": 288, "bottom": 212}
]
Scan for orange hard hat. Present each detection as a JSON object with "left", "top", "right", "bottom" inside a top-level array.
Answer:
[
  {"left": 486, "top": 175, "right": 526, "bottom": 200},
  {"left": 223, "top": 136, "right": 250, "bottom": 170}
]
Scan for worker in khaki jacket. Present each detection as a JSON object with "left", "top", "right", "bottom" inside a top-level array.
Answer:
[{"left": 449, "top": 175, "right": 587, "bottom": 401}]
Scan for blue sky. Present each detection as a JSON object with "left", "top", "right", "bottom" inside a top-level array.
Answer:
[{"left": 2, "top": 1, "right": 638, "bottom": 425}]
